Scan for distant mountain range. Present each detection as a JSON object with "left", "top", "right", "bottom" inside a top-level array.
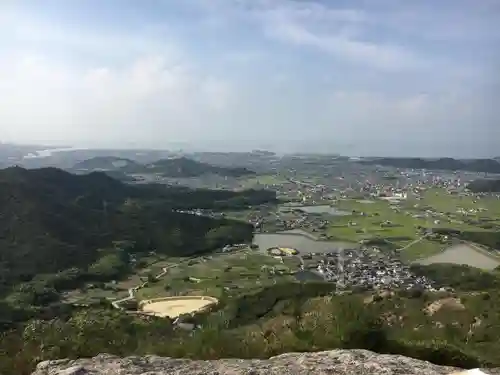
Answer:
[
  {"left": 359, "top": 157, "right": 500, "bottom": 174},
  {"left": 72, "top": 156, "right": 141, "bottom": 171},
  {"left": 73, "top": 156, "right": 256, "bottom": 178}
]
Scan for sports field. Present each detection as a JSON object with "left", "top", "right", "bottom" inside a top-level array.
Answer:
[{"left": 140, "top": 296, "right": 218, "bottom": 318}]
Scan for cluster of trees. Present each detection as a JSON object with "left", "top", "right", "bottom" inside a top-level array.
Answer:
[
  {"left": 428, "top": 227, "right": 500, "bottom": 249},
  {"left": 410, "top": 264, "right": 500, "bottom": 291},
  {"left": 135, "top": 184, "right": 277, "bottom": 210},
  {"left": 0, "top": 167, "right": 275, "bottom": 298},
  {"left": 360, "top": 157, "right": 500, "bottom": 174},
  {"left": 467, "top": 179, "right": 500, "bottom": 193}
]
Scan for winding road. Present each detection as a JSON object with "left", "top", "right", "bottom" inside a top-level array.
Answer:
[
  {"left": 111, "top": 266, "right": 170, "bottom": 309},
  {"left": 397, "top": 235, "right": 427, "bottom": 252}
]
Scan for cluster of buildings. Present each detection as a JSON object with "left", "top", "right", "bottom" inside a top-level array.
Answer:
[
  {"left": 267, "top": 246, "right": 299, "bottom": 256},
  {"left": 316, "top": 249, "right": 436, "bottom": 291},
  {"left": 247, "top": 206, "right": 330, "bottom": 234},
  {"left": 222, "top": 243, "right": 248, "bottom": 252}
]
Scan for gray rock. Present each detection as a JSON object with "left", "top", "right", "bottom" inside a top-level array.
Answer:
[{"left": 31, "top": 350, "right": 499, "bottom": 375}]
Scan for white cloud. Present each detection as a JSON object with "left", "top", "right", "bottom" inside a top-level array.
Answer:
[
  {"left": 0, "top": 53, "right": 235, "bottom": 147},
  {"left": 0, "top": 0, "right": 497, "bottom": 156},
  {"left": 1, "top": 7, "right": 180, "bottom": 62},
  {"left": 191, "top": 0, "right": 428, "bottom": 71},
  {"left": 264, "top": 17, "right": 424, "bottom": 71}
]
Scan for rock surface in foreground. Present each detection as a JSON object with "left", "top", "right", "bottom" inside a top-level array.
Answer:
[{"left": 32, "top": 350, "right": 500, "bottom": 375}]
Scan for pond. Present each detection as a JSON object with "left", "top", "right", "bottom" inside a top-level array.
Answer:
[
  {"left": 283, "top": 205, "right": 350, "bottom": 216},
  {"left": 295, "top": 270, "right": 325, "bottom": 282},
  {"left": 253, "top": 229, "right": 356, "bottom": 254},
  {"left": 417, "top": 244, "right": 500, "bottom": 270}
]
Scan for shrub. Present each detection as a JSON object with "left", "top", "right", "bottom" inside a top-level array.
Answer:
[{"left": 387, "top": 339, "right": 482, "bottom": 368}]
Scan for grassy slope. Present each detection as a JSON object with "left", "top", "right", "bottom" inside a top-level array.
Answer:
[{"left": 230, "top": 288, "right": 500, "bottom": 365}]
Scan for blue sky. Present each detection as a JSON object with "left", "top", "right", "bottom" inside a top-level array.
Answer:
[{"left": 0, "top": 0, "right": 498, "bottom": 156}]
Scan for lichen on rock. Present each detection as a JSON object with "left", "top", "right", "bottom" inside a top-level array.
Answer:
[{"left": 31, "top": 349, "right": 500, "bottom": 375}]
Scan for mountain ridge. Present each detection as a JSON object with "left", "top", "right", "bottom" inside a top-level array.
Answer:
[
  {"left": 72, "top": 156, "right": 256, "bottom": 177},
  {"left": 0, "top": 166, "right": 273, "bottom": 297}
]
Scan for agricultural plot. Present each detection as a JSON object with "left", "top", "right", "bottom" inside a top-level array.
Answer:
[
  {"left": 135, "top": 250, "right": 297, "bottom": 300},
  {"left": 399, "top": 239, "right": 447, "bottom": 262},
  {"left": 63, "top": 250, "right": 298, "bottom": 305},
  {"left": 419, "top": 189, "right": 500, "bottom": 220},
  {"left": 326, "top": 190, "right": 497, "bottom": 261},
  {"left": 60, "top": 255, "right": 180, "bottom": 305}
]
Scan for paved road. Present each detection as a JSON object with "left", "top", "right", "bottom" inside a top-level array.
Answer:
[
  {"left": 398, "top": 235, "right": 427, "bottom": 252},
  {"left": 112, "top": 266, "right": 170, "bottom": 309}
]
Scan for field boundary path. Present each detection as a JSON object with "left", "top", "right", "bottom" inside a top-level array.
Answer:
[
  {"left": 111, "top": 266, "right": 170, "bottom": 310},
  {"left": 397, "top": 235, "right": 427, "bottom": 253}
]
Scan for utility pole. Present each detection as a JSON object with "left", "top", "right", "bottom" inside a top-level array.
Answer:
[{"left": 336, "top": 247, "right": 345, "bottom": 291}]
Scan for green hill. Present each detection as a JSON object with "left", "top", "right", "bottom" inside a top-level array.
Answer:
[
  {"left": 72, "top": 156, "right": 256, "bottom": 178},
  {"left": 72, "top": 156, "right": 141, "bottom": 171},
  {"left": 5, "top": 277, "right": 500, "bottom": 374},
  {"left": 124, "top": 157, "right": 256, "bottom": 177},
  {"left": 0, "top": 167, "right": 274, "bottom": 297}
]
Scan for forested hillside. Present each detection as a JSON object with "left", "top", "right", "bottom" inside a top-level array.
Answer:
[
  {"left": 468, "top": 179, "right": 500, "bottom": 193},
  {"left": 0, "top": 167, "right": 274, "bottom": 297},
  {"left": 4, "top": 278, "right": 500, "bottom": 374}
]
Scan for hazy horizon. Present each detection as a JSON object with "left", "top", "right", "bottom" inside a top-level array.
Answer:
[{"left": 1, "top": 0, "right": 499, "bottom": 158}]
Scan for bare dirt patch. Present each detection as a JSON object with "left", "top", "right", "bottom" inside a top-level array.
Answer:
[
  {"left": 140, "top": 296, "right": 218, "bottom": 318},
  {"left": 424, "top": 298, "right": 465, "bottom": 316},
  {"left": 363, "top": 291, "right": 394, "bottom": 304}
]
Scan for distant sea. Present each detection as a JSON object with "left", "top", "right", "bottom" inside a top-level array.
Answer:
[{"left": 23, "top": 147, "right": 87, "bottom": 159}]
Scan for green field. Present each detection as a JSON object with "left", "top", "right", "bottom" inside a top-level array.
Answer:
[
  {"left": 135, "top": 250, "right": 297, "bottom": 300},
  {"left": 62, "top": 250, "right": 299, "bottom": 304},
  {"left": 398, "top": 239, "right": 447, "bottom": 262},
  {"left": 421, "top": 188, "right": 500, "bottom": 215},
  {"left": 326, "top": 188, "right": 500, "bottom": 261},
  {"left": 61, "top": 255, "right": 187, "bottom": 304}
]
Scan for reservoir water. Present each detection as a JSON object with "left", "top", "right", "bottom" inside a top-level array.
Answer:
[
  {"left": 294, "top": 270, "right": 325, "bottom": 281},
  {"left": 254, "top": 229, "right": 356, "bottom": 254},
  {"left": 417, "top": 244, "right": 500, "bottom": 270}
]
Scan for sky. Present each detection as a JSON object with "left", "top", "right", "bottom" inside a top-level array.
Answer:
[{"left": 0, "top": 0, "right": 499, "bottom": 157}]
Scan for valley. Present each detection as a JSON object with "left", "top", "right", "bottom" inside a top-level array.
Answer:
[{"left": 2, "top": 151, "right": 500, "bottom": 374}]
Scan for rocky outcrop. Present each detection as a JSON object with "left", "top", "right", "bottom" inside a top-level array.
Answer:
[{"left": 32, "top": 350, "right": 500, "bottom": 375}]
